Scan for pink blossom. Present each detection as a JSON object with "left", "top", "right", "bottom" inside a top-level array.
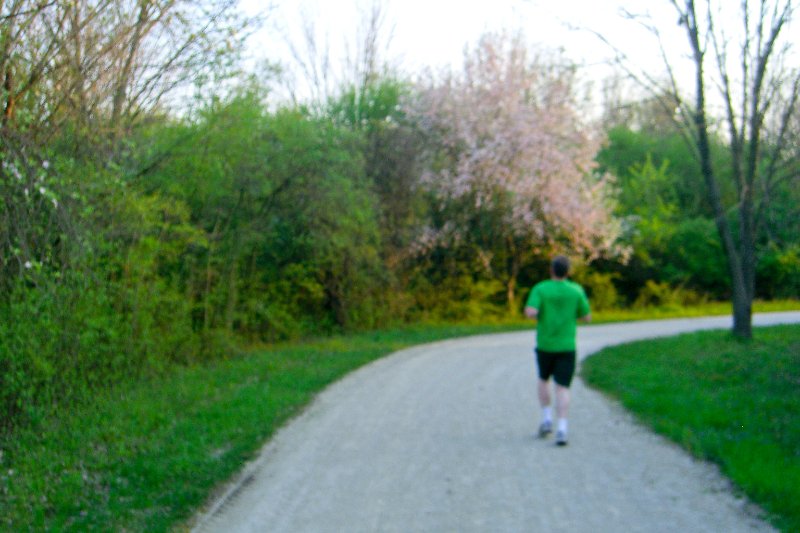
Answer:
[{"left": 409, "top": 32, "right": 624, "bottom": 261}]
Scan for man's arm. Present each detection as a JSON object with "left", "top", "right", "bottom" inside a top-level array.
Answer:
[
  {"left": 524, "top": 284, "right": 540, "bottom": 320},
  {"left": 577, "top": 286, "right": 591, "bottom": 323}
]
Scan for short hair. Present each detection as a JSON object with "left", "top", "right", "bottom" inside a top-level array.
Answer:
[{"left": 551, "top": 255, "right": 570, "bottom": 278}]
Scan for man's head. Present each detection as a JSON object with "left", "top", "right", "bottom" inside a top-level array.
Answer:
[{"left": 551, "top": 255, "right": 570, "bottom": 279}]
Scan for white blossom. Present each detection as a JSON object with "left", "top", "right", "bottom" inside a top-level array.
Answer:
[{"left": 410, "top": 32, "right": 623, "bottom": 260}]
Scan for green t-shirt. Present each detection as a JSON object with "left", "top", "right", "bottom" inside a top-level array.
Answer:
[{"left": 526, "top": 279, "right": 590, "bottom": 352}]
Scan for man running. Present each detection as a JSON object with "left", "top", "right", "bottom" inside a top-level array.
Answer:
[{"left": 524, "top": 255, "right": 591, "bottom": 446}]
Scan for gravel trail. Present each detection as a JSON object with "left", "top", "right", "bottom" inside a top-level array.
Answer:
[{"left": 191, "top": 312, "right": 800, "bottom": 533}]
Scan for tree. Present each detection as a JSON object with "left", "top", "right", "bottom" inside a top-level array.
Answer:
[
  {"left": 279, "top": 0, "right": 394, "bottom": 111},
  {"left": 0, "top": 0, "right": 260, "bottom": 427},
  {"left": 1, "top": 0, "right": 253, "bottom": 149},
  {"left": 0, "top": 0, "right": 255, "bottom": 290},
  {"left": 613, "top": 1, "right": 800, "bottom": 337},
  {"left": 410, "top": 33, "right": 623, "bottom": 311},
  {"left": 594, "top": 127, "right": 736, "bottom": 301},
  {"left": 328, "top": 76, "right": 424, "bottom": 267},
  {"left": 137, "top": 87, "right": 384, "bottom": 338}
]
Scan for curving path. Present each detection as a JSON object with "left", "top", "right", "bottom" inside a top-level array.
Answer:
[{"left": 192, "top": 312, "right": 800, "bottom": 533}]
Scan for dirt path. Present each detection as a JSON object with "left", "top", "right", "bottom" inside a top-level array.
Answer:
[{"left": 191, "top": 312, "right": 800, "bottom": 532}]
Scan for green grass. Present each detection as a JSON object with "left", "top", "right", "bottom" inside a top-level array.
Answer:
[
  {"left": 592, "top": 298, "right": 800, "bottom": 322},
  {"left": 0, "top": 303, "right": 798, "bottom": 531},
  {"left": 0, "top": 322, "right": 531, "bottom": 532},
  {"left": 581, "top": 324, "right": 800, "bottom": 532}
]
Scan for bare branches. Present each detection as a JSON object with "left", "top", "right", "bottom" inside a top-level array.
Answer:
[
  {"left": 0, "top": 0, "right": 56, "bottom": 22},
  {"left": 279, "top": 0, "right": 395, "bottom": 110},
  {"left": 607, "top": 0, "right": 798, "bottom": 336},
  {"left": 347, "top": 0, "right": 394, "bottom": 94},
  {"left": 590, "top": 7, "right": 697, "bottom": 159},
  {"left": 282, "top": 13, "right": 334, "bottom": 106},
  {"left": 1, "top": 0, "right": 256, "bottom": 146}
]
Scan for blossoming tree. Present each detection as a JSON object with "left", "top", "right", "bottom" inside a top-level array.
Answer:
[{"left": 410, "top": 33, "right": 623, "bottom": 310}]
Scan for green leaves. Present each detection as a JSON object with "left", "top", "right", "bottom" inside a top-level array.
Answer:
[{"left": 136, "top": 91, "right": 384, "bottom": 338}]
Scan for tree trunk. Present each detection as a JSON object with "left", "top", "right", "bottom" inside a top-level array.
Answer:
[
  {"left": 505, "top": 238, "right": 520, "bottom": 314},
  {"left": 204, "top": 218, "right": 221, "bottom": 332},
  {"left": 685, "top": 3, "right": 753, "bottom": 338},
  {"left": 506, "top": 276, "right": 516, "bottom": 314},
  {"left": 3, "top": 66, "right": 14, "bottom": 125},
  {"left": 737, "top": 179, "right": 755, "bottom": 339},
  {"left": 224, "top": 259, "right": 238, "bottom": 332},
  {"left": 732, "top": 285, "right": 752, "bottom": 338},
  {"left": 223, "top": 222, "right": 242, "bottom": 333}
]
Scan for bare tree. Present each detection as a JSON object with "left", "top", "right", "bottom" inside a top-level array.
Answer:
[
  {"left": 344, "top": 0, "right": 395, "bottom": 121},
  {"left": 0, "top": 0, "right": 259, "bottom": 287},
  {"left": 279, "top": 0, "right": 394, "bottom": 109},
  {"left": 2, "top": 0, "right": 256, "bottom": 146},
  {"left": 281, "top": 9, "right": 334, "bottom": 106},
  {"left": 606, "top": 1, "right": 799, "bottom": 338}
]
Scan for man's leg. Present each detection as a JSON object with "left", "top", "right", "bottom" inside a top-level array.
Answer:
[
  {"left": 537, "top": 379, "right": 553, "bottom": 436},
  {"left": 535, "top": 350, "right": 555, "bottom": 437},
  {"left": 538, "top": 379, "right": 552, "bottom": 409},
  {"left": 555, "top": 384, "right": 570, "bottom": 419},
  {"left": 552, "top": 351, "right": 575, "bottom": 446},
  {"left": 555, "top": 385, "right": 571, "bottom": 445}
]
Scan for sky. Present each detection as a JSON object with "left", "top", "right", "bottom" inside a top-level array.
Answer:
[{"left": 237, "top": 0, "right": 715, "bottom": 102}]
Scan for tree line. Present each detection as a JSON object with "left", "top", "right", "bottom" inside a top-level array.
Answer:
[{"left": 1, "top": 1, "right": 798, "bottom": 431}]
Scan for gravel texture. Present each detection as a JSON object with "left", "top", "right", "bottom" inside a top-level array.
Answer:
[{"left": 191, "top": 312, "right": 800, "bottom": 533}]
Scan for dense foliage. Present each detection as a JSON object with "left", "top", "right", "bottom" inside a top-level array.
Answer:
[
  {"left": 1, "top": 2, "right": 798, "bottom": 434},
  {"left": 408, "top": 34, "right": 623, "bottom": 313},
  {"left": 597, "top": 125, "right": 800, "bottom": 305}
]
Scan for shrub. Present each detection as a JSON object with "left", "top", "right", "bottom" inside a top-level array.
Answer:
[
  {"left": 0, "top": 261, "right": 203, "bottom": 432},
  {"left": 572, "top": 269, "right": 620, "bottom": 310},
  {"left": 0, "top": 276, "right": 132, "bottom": 430},
  {"left": 661, "top": 218, "right": 729, "bottom": 296},
  {"left": 634, "top": 280, "right": 708, "bottom": 310},
  {"left": 757, "top": 245, "right": 800, "bottom": 300},
  {"left": 410, "top": 275, "right": 506, "bottom": 323}
]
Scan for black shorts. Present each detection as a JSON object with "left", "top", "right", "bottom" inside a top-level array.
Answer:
[{"left": 536, "top": 349, "right": 576, "bottom": 387}]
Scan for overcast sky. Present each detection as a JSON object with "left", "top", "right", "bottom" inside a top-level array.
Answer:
[
  {"left": 239, "top": 0, "right": 768, "bottom": 104},
  {"left": 244, "top": 1, "right": 671, "bottom": 66}
]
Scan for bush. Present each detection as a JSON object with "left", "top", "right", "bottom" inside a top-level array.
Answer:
[
  {"left": 0, "top": 251, "right": 206, "bottom": 432},
  {"left": 634, "top": 280, "right": 708, "bottom": 310},
  {"left": 0, "top": 276, "right": 132, "bottom": 430},
  {"left": 572, "top": 268, "right": 620, "bottom": 310},
  {"left": 661, "top": 218, "right": 729, "bottom": 296},
  {"left": 410, "top": 275, "right": 506, "bottom": 323},
  {"left": 757, "top": 245, "right": 800, "bottom": 300}
]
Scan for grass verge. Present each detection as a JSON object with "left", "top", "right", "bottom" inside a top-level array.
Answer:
[
  {"left": 0, "top": 303, "right": 798, "bottom": 531},
  {"left": 0, "top": 322, "right": 529, "bottom": 532},
  {"left": 581, "top": 324, "right": 800, "bottom": 532},
  {"left": 593, "top": 298, "right": 800, "bottom": 322}
]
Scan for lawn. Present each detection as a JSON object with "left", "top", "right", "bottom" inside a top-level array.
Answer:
[
  {"left": 1, "top": 303, "right": 798, "bottom": 531},
  {"left": 0, "top": 322, "right": 530, "bottom": 531},
  {"left": 581, "top": 324, "right": 800, "bottom": 532}
]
